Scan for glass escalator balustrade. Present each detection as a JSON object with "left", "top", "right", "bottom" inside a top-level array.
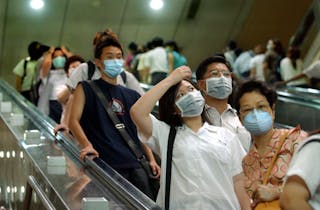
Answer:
[{"left": 0, "top": 79, "right": 160, "bottom": 210}]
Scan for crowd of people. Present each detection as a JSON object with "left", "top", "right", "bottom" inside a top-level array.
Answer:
[
  {"left": 228, "top": 39, "right": 320, "bottom": 89},
  {"left": 12, "top": 29, "right": 320, "bottom": 209}
]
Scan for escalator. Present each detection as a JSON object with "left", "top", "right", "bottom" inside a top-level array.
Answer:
[
  {"left": 0, "top": 79, "right": 160, "bottom": 210},
  {"left": 276, "top": 86, "right": 320, "bottom": 132}
]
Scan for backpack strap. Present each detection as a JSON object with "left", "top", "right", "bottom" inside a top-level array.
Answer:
[
  {"left": 120, "top": 71, "right": 127, "bottom": 84},
  {"left": 87, "top": 61, "right": 96, "bottom": 80},
  {"left": 21, "top": 59, "right": 28, "bottom": 84},
  {"left": 165, "top": 126, "right": 177, "bottom": 210}
]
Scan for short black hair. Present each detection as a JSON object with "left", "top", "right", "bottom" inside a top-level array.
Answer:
[
  {"left": 164, "top": 40, "right": 179, "bottom": 52},
  {"left": 28, "top": 41, "right": 50, "bottom": 60},
  {"left": 152, "top": 37, "right": 163, "bottom": 47},
  {"left": 195, "top": 55, "right": 232, "bottom": 81},
  {"left": 128, "top": 42, "right": 138, "bottom": 51},
  {"left": 233, "top": 80, "right": 278, "bottom": 113}
]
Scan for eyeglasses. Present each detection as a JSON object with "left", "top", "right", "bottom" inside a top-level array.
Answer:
[{"left": 207, "top": 69, "right": 231, "bottom": 78}]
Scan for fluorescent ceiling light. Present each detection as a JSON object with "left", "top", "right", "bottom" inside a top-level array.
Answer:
[
  {"left": 150, "top": 0, "right": 164, "bottom": 10},
  {"left": 30, "top": 0, "right": 44, "bottom": 10}
]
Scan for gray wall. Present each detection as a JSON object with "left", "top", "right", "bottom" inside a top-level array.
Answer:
[{"left": 0, "top": 0, "right": 312, "bottom": 86}]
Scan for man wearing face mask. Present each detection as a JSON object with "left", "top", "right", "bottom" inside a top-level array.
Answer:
[
  {"left": 65, "top": 29, "right": 144, "bottom": 95},
  {"left": 68, "top": 33, "right": 160, "bottom": 200},
  {"left": 196, "top": 55, "right": 251, "bottom": 152},
  {"left": 53, "top": 29, "right": 144, "bottom": 134}
]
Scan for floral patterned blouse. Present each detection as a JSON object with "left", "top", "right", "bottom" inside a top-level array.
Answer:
[{"left": 242, "top": 126, "right": 308, "bottom": 198}]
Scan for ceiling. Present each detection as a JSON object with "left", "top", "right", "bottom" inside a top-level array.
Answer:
[{"left": 0, "top": 0, "right": 313, "bottom": 85}]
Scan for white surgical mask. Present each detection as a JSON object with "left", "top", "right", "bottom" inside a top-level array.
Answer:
[
  {"left": 175, "top": 90, "right": 205, "bottom": 117},
  {"left": 206, "top": 76, "right": 232, "bottom": 99}
]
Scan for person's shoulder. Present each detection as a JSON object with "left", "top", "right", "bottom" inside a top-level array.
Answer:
[
  {"left": 280, "top": 57, "right": 290, "bottom": 63},
  {"left": 13, "top": 59, "right": 26, "bottom": 73},
  {"left": 69, "top": 63, "right": 89, "bottom": 78},
  {"left": 251, "top": 55, "right": 260, "bottom": 62},
  {"left": 297, "top": 134, "right": 320, "bottom": 152},
  {"left": 124, "top": 70, "right": 134, "bottom": 78},
  {"left": 287, "top": 125, "right": 309, "bottom": 141},
  {"left": 77, "top": 62, "right": 89, "bottom": 71},
  {"left": 312, "top": 60, "right": 320, "bottom": 68},
  {"left": 258, "top": 53, "right": 266, "bottom": 59},
  {"left": 14, "top": 58, "right": 26, "bottom": 67}
]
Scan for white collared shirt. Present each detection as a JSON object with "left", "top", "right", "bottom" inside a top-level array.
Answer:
[
  {"left": 205, "top": 104, "right": 251, "bottom": 152},
  {"left": 286, "top": 134, "right": 320, "bottom": 209},
  {"left": 303, "top": 60, "right": 320, "bottom": 79},
  {"left": 141, "top": 115, "right": 245, "bottom": 210}
]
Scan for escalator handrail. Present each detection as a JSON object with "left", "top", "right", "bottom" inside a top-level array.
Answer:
[
  {"left": 0, "top": 79, "right": 160, "bottom": 210},
  {"left": 276, "top": 89, "right": 320, "bottom": 109}
]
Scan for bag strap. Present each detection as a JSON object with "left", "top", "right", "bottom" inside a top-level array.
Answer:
[
  {"left": 87, "top": 81, "right": 155, "bottom": 178},
  {"left": 120, "top": 71, "right": 127, "bottom": 84},
  {"left": 165, "top": 126, "right": 177, "bottom": 210},
  {"left": 263, "top": 130, "right": 289, "bottom": 185},
  {"left": 21, "top": 59, "right": 28, "bottom": 84},
  {"left": 87, "top": 61, "right": 96, "bottom": 80}
]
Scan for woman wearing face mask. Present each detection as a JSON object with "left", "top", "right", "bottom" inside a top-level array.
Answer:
[
  {"left": 233, "top": 80, "right": 308, "bottom": 208},
  {"left": 38, "top": 46, "right": 71, "bottom": 123},
  {"left": 130, "top": 66, "right": 251, "bottom": 210},
  {"left": 53, "top": 55, "right": 85, "bottom": 133}
]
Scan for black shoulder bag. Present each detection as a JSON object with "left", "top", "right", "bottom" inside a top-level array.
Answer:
[
  {"left": 165, "top": 126, "right": 176, "bottom": 210},
  {"left": 87, "top": 81, "right": 159, "bottom": 196}
]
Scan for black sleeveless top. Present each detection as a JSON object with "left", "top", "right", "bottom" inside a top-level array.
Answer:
[{"left": 81, "top": 79, "right": 142, "bottom": 170}]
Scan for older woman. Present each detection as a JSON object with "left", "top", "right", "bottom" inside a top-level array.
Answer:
[
  {"left": 233, "top": 80, "right": 308, "bottom": 208},
  {"left": 130, "top": 66, "right": 251, "bottom": 210}
]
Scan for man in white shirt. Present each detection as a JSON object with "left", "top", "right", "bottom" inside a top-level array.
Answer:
[
  {"left": 196, "top": 55, "right": 251, "bottom": 151},
  {"left": 250, "top": 53, "right": 266, "bottom": 82},
  {"left": 143, "top": 37, "right": 168, "bottom": 85}
]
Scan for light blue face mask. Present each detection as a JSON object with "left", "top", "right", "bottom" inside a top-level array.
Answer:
[
  {"left": 206, "top": 76, "right": 232, "bottom": 99},
  {"left": 52, "top": 56, "right": 66, "bottom": 69},
  {"left": 103, "top": 59, "right": 124, "bottom": 78},
  {"left": 175, "top": 90, "right": 205, "bottom": 117},
  {"left": 243, "top": 109, "right": 273, "bottom": 136}
]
